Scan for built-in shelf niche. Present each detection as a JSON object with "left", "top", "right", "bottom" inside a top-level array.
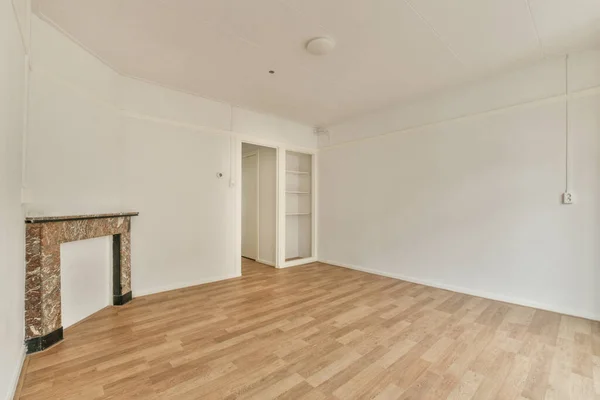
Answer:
[{"left": 285, "top": 151, "right": 312, "bottom": 262}]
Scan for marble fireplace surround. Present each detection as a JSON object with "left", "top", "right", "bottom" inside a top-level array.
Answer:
[{"left": 24, "top": 212, "right": 139, "bottom": 354}]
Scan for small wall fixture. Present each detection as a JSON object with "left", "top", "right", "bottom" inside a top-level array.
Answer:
[{"left": 306, "top": 37, "right": 335, "bottom": 56}]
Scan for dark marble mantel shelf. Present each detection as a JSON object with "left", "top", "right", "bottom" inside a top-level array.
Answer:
[{"left": 25, "top": 212, "right": 139, "bottom": 224}]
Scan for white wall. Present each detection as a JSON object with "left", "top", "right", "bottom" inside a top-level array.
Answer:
[
  {"left": 319, "top": 50, "right": 600, "bottom": 320},
  {"left": 0, "top": 0, "right": 27, "bottom": 399},
  {"left": 25, "top": 13, "right": 122, "bottom": 215},
  {"left": 24, "top": 16, "right": 317, "bottom": 301},
  {"left": 123, "top": 116, "right": 235, "bottom": 293},
  {"left": 233, "top": 108, "right": 317, "bottom": 150},
  {"left": 60, "top": 237, "right": 111, "bottom": 328},
  {"left": 325, "top": 53, "right": 600, "bottom": 146}
]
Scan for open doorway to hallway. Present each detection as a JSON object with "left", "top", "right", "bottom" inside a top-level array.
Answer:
[{"left": 241, "top": 143, "right": 277, "bottom": 274}]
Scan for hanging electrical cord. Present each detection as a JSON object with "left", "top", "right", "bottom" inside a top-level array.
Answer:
[
  {"left": 229, "top": 106, "right": 236, "bottom": 188},
  {"left": 565, "top": 54, "right": 570, "bottom": 193},
  {"left": 229, "top": 135, "right": 236, "bottom": 188}
]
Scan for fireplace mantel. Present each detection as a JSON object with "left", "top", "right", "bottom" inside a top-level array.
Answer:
[
  {"left": 25, "top": 212, "right": 139, "bottom": 224},
  {"left": 24, "top": 212, "right": 139, "bottom": 353}
]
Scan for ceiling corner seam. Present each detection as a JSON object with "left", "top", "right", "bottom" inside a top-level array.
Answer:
[
  {"left": 403, "top": 0, "right": 468, "bottom": 68},
  {"left": 524, "top": 0, "right": 546, "bottom": 58},
  {"left": 35, "top": 10, "right": 127, "bottom": 77}
]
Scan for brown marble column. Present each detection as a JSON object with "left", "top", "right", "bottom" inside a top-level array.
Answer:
[
  {"left": 120, "top": 230, "right": 132, "bottom": 295},
  {"left": 25, "top": 224, "right": 43, "bottom": 339}
]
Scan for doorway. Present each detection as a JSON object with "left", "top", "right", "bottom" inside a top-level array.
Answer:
[{"left": 241, "top": 143, "right": 277, "bottom": 274}]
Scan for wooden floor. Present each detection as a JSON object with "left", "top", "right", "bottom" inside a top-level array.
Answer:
[{"left": 16, "top": 259, "right": 600, "bottom": 399}]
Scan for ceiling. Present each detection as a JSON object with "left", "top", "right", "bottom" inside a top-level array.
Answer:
[{"left": 34, "top": 0, "right": 600, "bottom": 126}]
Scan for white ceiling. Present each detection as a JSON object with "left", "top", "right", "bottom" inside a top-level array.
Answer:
[{"left": 34, "top": 0, "right": 600, "bottom": 126}]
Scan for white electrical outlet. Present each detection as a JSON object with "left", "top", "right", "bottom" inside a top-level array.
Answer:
[{"left": 562, "top": 192, "right": 574, "bottom": 204}]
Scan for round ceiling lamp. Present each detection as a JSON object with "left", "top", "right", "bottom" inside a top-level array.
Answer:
[{"left": 306, "top": 37, "right": 336, "bottom": 56}]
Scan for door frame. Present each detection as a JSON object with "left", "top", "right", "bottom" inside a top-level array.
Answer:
[
  {"left": 241, "top": 151, "right": 259, "bottom": 261},
  {"left": 235, "top": 139, "right": 280, "bottom": 276},
  {"left": 234, "top": 137, "right": 318, "bottom": 276}
]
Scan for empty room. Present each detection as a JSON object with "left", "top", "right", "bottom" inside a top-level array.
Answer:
[{"left": 2, "top": 0, "right": 600, "bottom": 399}]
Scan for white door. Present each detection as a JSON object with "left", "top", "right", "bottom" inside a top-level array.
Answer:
[{"left": 242, "top": 154, "right": 258, "bottom": 260}]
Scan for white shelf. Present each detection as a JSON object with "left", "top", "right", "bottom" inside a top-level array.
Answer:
[
  {"left": 286, "top": 170, "right": 310, "bottom": 175},
  {"left": 286, "top": 151, "right": 313, "bottom": 261}
]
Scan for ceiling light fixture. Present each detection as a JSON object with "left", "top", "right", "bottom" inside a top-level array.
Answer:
[{"left": 306, "top": 37, "right": 335, "bottom": 56}]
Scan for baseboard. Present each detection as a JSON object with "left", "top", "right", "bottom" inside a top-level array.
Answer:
[
  {"left": 25, "top": 328, "right": 63, "bottom": 354},
  {"left": 7, "top": 345, "right": 26, "bottom": 400},
  {"left": 256, "top": 259, "right": 275, "bottom": 267},
  {"left": 281, "top": 257, "right": 318, "bottom": 268},
  {"left": 320, "top": 259, "right": 600, "bottom": 322},
  {"left": 133, "top": 274, "right": 240, "bottom": 297}
]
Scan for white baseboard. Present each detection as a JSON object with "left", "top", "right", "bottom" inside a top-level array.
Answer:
[
  {"left": 256, "top": 259, "right": 276, "bottom": 267},
  {"left": 281, "top": 257, "right": 318, "bottom": 268},
  {"left": 320, "top": 259, "right": 600, "bottom": 322},
  {"left": 6, "top": 345, "right": 26, "bottom": 400},
  {"left": 133, "top": 274, "right": 240, "bottom": 297}
]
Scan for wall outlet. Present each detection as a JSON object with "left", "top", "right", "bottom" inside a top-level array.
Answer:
[{"left": 562, "top": 192, "right": 574, "bottom": 204}]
